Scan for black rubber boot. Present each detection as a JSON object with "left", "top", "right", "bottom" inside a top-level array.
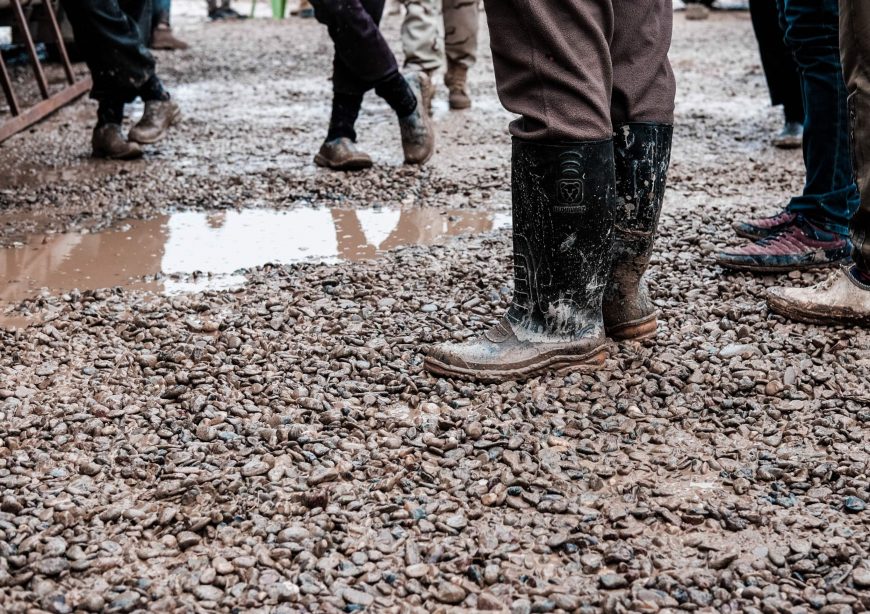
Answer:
[
  {"left": 603, "top": 123, "right": 673, "bottom": 340},
  {"left": 424, "top": 138, "right": 616, "bottom": 383}
]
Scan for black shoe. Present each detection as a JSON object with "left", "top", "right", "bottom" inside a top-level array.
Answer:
[{"left": 604, "top": 123, "right": 673, "bottom": 341}]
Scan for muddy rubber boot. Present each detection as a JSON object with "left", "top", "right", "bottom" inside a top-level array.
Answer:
[
  {"left": 314, "top": 137, "right": 373, "bottom": 171},
  {"left": 603, "top": 123, "right": 673, "bottom": 341},
  {"left": 92, "top": 124, "right": 143, "bottom": 160},
  {"left": 398, "top": 72, "right": 435, "bottom": 165},
  {"left": 128, "top": 100, "right": 182, "bottom": 144},
  {"left": 445, "top": 61, "right": 471, "bottom": 110},
  {"left": 150, "top": 23, "right": 189, "bottom": 51},
  {"left": 424, "top": 139, "right": 616, "bottom": 383}
]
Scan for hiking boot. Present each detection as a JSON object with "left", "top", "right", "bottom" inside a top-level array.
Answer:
[
  {"left": 733, "top": 210, "right": 797, "bottom": 241},
  {"left": 92, "top": 124, "right": 143, "bottom": 160},
  {"left": 314, "top": 137, "right": 373, "bottom": 171},
  {"left": 603, "top": 123, "right": 673, "bottom": 341},
  {"left": 772, "top": 121, "right": 803, "bottom": 149},
  {"left": 128, "top": 99, "right": 181, "bottom": 144},
  {"left": 767, "top": 265, "right": 870, "bottom": 326},
  {"left": 715, "top": 217, "right": 851, "bottom": 272},
  {"left": 423, "top": 139, "right": 616, "bottom": 382},
  {"left": 150, "top": 23, "right": 189, "bottom": 50},
  {"left": 445, "top": 61, "right": 471, "bottom": 110},
  {"left": 399, "top": 71, "right": 435, "bottom": 165}
]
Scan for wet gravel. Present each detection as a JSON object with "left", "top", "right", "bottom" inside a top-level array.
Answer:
[{"left": 2, "top": 4, "right": 870, "bottom": 614}]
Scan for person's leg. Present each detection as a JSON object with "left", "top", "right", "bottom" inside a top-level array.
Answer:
[
  {"left": 766, "top": 0, "right": 870, "bottom": 325},
  {"left": 749, "top": 0, "right": 804, "bottom": 147},
  {"left": 424, "top": 0, "right": 616, "bottom": 381},
  {"left": 442, "top": 0, "right": 478, "bottom": 109},
  {"left": 309, "top": 0, "right": 434, "bottom": 165},
  {"left": 401, "top": 0, "right": 442, "bottom": 73},
  {"left": 717, "top": 0, "right": 858, "bottom": 272},
  {"left": 151, "top": 0, "right": 189, "bottom": 50},
  {"left": 602, "top": 0, "right": 674, "bottom": 340}
]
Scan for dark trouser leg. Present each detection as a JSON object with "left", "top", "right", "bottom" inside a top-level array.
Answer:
[
  {"left": 839, "top": 0, "right": 870, "bottom": 276},
  {"left": 60, "top": 0, "right": 156, "bottom": 103},
  {"left": 750, "top": 0, "right": 804, "bottom": 121},
  {"left": 780, "top": 0, "right": 859, "bottom": 235},
  {"left": 153, "top": 0, "right": 171, "bottom": 24}
]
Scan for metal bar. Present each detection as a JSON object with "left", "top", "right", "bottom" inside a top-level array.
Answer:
[
  {"left": 43, "top": 0, "right": 75, "bottom": 84},
  {"left": 11, "top": 0, "right": 50, "bottom": 99},
  {"left": 0, "top": 76, "right": 91, "bottom": 143},
  {"left": 0, "top": 54, "right": 21, "bottom": 116}
]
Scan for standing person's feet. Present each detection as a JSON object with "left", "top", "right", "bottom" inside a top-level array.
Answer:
[
  {"left": 772, "top": 121, "right": 803, "bottom": 149},
  {"left": 767, "top": 265, "right": 870, "bottom": 326},
  {"left": 150, "top": 23, "right": 189, "bottom": 50},
  {"left": 209, "top": 6, "right": 246, "bottom": 19},
  {"left": 92, "top": 125, "right": 143, "bottom": 160},
  {"left": 314, "top": 138, "right": 373, "bottom": 171},
  {"left": 399, "top": 72, "right": 435, "bottom": 165},
  {"left": 128, "top": 100, "right": 182, "bottom": 144},
  {"left": 445, "top": 62, "right": 471, "bottom": 110},
  {"left": 733, "top": 210, "right": 797, "bottom": 240},
  {"left": 715, "top": 216, "right": 851, "bottom": 272}
]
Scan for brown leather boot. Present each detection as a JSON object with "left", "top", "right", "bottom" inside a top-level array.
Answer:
[
  {"left": 314, "top": 138, "right": 373, "bottom": 171},
  {"left": 150, "top": 24, "right": 189, "bottom": 51},
  {"left": 398, "top": 71, "right": 435, "bottom": 165},
  {"left": 603, "top": 123, "right": 672, "bottom": 341},
  {"left": 445, "top": 61, "right": 471, "bottom": 110},
  {"left": 767, "top": 266, "right": 870, "bottom": 326},
  {"left": 424, "top": 139, "right": 616, "bottom": 383},
  {"left": 91, "top": 124, "right": 143, "bottom": 160},
  {"left": 128, "top": 100, "right": 182, "bottom": 144}
]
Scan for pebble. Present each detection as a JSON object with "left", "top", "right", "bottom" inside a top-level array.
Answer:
[
  {"left": 599, "top": 574, "right": 628, "bottom": 590},
  {"left": 434, "top": 581, "right": 467, "bottom": 604}
]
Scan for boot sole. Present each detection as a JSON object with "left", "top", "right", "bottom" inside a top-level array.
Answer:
[
  {"left": 767, "top": 295, "right": 870, "bottom": 327},
  {"left": 314, "top": 153, "right": 373, "bottom": 171},
  {"left": 423, "top": 346, "right": 608, "bottom": 384},
  {"left": 605, "top": 315, "right": 658, "bottom": 341},
  {"left": 129, "top": 107, "right": 182, "bottom": 145},
  {"left": 717, "top": 257, "right": 847, "bottom": 273},
  {"left": 93, "top": 147, "right": 143, "bottom": 161}
]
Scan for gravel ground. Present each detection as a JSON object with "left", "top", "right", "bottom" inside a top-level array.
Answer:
[{"left": 1, "top": 5, "right": 870, "bottom": 614}]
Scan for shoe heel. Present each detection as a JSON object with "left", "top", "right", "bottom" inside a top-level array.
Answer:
[{"left": 606, "top": 317, "right": 658, "bottom": 341}]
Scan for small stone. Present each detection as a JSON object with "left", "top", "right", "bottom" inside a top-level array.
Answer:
[
  {"left": 844, "top": 496, "right": 866, "bottom": 513},
  {"left": 853, "top": 567, "right": 870, "bottom": 588},
  {"left": 213, "top": 557, "right": 234, "bottom": 575},
  {"left": 405, "top": 563, "right": 428, "bottom": 578},
  {"left": 342, "top": 587, "right": 374, "bottom": 607},
  {"left": 599, "top": 573, "right": 628, "bottom": 590},
  {"left": 241, "top": 459, "right": 270, "bottom": 477},
  {"left": 511, "top": 598, "right": 532, "bottom": 614},
  {"left": 193, "top": 585, "right": 224, "bottom": 601},
  {"left": 445, "top": 513, "right": 468, "bottom": 530},
  {"left": 176, "top": 531, "right": 201, "bottom": 550},
  {"left": 478, "top": 591, "right": 505, "bottom": 611},
  {"left": 710, "top": 551, "right": 739, "bottom": 570},
  {"left": 421, "top": 303, "right": 438, "bottom": 313},
  {"left": 35, "top": 557, "right": 69, "bottom": 577},
  {"left": 719, "top": 343, "right": 762, "bottom": 358},
  {"left": 434, "top": 581, "right": 466, "bottom": 604}
]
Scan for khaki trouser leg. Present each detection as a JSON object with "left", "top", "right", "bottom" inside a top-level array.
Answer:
[
  {"left": 401, "top": 0, "right": 442, "bottom": 72},
  {"left": 443, "top": 0, "right": 478, "bottom": 69},
  {"left": 839, "top": 0, "right": 870, "bottom": 273}
]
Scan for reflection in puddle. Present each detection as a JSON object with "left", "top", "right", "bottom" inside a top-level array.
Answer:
[{"left": 0, "top": 207, "right": 509, "bottom": 327}]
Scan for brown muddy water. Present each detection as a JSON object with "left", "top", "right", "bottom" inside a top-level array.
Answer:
[{"left": 0, "top": 206, "right": 508, "bottom": 328}]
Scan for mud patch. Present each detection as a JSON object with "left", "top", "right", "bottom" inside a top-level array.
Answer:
[{"left": 0, "top": 206, "right": 508, "bottom": 327}]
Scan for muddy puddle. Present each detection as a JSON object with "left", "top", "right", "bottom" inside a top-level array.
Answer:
[{"left": 0, "top": 206, "right": 509, "bottom": 328}]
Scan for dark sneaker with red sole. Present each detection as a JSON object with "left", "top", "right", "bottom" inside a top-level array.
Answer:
[
  {"left": 732, "top": 210, "right": 797, "bottom": 241},
  {"left": 716, "top": 219, "right": 850, "bottom": 273}
]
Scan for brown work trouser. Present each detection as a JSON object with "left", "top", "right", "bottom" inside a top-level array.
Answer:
[
  {"left": 840, "top": 0, "right": 870, "bottom": 273},
  {"left": 483, "top": 0, "right": 676, "bottom": 142}
]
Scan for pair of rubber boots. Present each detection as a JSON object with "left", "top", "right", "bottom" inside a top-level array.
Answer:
[{"left": 424, "top": 123, "right": 673, "bottom": 383}]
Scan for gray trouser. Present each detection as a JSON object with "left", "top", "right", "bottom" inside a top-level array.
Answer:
[
  {"left": 401, "top": 0, "right": 479, "bottom": 71},
  {"left": 483, "top": 0, "right": 675, "bottom": 141},
  {"left": 840, "top": 0, "right": 870, "bottom": 273}
]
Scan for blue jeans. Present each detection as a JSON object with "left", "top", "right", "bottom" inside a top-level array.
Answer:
[
  {"left": 153, "top": 0, "right": 170, "bottom": 20},
  {"left": 779, "top": 0, "right": 860, "bottom": 235}
]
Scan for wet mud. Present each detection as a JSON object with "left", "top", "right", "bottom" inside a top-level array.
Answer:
[{"left": 0, "top": 3, "right": 868, "bottom": 614}]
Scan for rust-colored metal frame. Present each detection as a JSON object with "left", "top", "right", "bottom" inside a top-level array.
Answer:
[{"left": 0, "top": 0, "right": 91, "bottom": 143}]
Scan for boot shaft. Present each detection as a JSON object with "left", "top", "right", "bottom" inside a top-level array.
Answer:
[
  {"left": 613, "top": 123, "right": 673, "bottom": 236},
  {"left": 508, "top": 138, "right": 616, "bottom": 338}
]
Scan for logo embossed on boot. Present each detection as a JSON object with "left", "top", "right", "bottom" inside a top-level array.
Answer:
[{"left": 557, "top": 153, "right": 585, "bottom": 207}]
